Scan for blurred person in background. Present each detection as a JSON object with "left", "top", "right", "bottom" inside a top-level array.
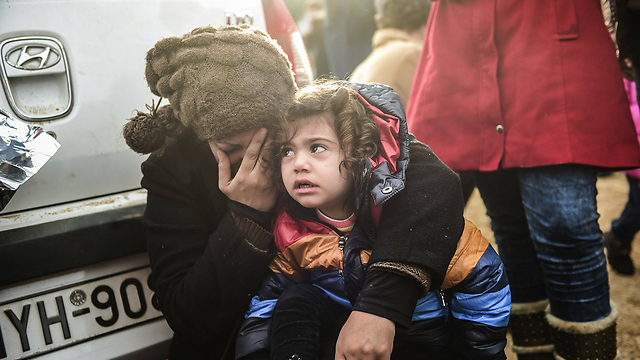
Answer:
[
  {"left": 604, "top": 0, "right": 640, "bottom": 276},
  {"left": 406, "top": 1, "right": 640, "bottom": 360},
  {"left": 289, "top": 0, "right": 377, "bottom": 79},
  {"left": 297, "top": 0, "right": 331, "bottom": 78},
  {"left": 350, "top": 0, "right": 430, "bottom": 107},
  {"left": 323, "top": 0, "right": 377, "bottom": 78},
  {"left": 604, "top": 78, "right": 640, "bottom": 275},
  {"left": 615, "top": 0, "right": 640, "bottom": 92}
]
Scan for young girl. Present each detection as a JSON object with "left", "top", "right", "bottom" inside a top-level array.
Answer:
[{"left": 235, "top": 81, "right": 510, "bottom": 360}]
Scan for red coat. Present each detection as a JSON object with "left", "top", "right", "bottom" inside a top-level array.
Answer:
[{"left": 406, "top": 0, "right": 640, "bottom": 171}]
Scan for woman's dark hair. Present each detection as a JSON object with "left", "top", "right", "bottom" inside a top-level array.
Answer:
[
  {"left": 376, "top": 0, "right": 431, "bottom": 32},
  {"left": 267, "top": 80, "right": 381, "bottom": 189}
]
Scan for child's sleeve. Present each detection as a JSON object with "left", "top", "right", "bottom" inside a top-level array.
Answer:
[
  {"left": 370, "top": 140, "right": 464, "bottom": 290},
  {"left": 447, "top": 244, "right": 511, "bottom": 360}
]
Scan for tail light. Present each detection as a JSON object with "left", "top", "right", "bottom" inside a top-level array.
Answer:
[{"left": 262, "top": 0, "right": 314, "bottom": 87}]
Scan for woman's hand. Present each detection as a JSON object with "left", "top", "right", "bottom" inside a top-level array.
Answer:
[
  {"left": 335, "top": 311, "right": 395, "bottom": 360},
  {"left": 211, "top": 129, "right": 278, "bottom": 212}
]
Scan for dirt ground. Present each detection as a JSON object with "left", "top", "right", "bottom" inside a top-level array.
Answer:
[{"left": 463, "top": 171, "right": 640, "bottom": 360}]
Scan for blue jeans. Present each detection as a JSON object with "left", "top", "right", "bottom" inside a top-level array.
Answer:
[
  {"left": 474, "top": 165, "right": 611, "bottom": 322},
  {"left": 611, "top": 175, "right": 640, "bottom": 242}
]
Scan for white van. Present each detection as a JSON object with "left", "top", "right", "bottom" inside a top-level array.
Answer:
[{"left": 0, "top": 1, "right": 312, "bottom": 359}]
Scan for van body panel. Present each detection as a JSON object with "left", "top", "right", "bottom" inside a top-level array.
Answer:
[{"left": 0, "top": 0, "right": 265, "bottom": 213}]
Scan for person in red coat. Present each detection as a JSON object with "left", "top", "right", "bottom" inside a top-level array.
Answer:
[{"left": 406, "top": 1, "right": 640, "bottom": 359}]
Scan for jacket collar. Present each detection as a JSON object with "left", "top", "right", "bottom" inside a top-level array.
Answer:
[{"left": 348, "top": 82, "right": 410, "bottom": 208}]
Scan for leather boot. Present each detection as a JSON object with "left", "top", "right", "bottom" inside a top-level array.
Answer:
[
  {"left": 547, "top": 303, "right": 619, "bottom": 360},
  {"left": 510, "top": 300, "right": 555, "bottom": 360}
]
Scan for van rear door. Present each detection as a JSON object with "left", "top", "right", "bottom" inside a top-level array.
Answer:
[{"left": 0, "top": 0, "right": 267, "bottom": 214}]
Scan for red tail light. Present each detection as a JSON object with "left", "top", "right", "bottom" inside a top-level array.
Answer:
[{"left": 262, "top": 0, "right": 314, "bottom": 87}]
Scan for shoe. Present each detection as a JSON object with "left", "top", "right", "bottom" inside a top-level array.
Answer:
[
  {"left": 547, "top": 302, "right": 619, "bottom": 360},
  {"left": 604, "top": 232, "right": 635, "bottom": 275},
  {"left": 510, "top": 300, "right": 555, "bottom": 360}
]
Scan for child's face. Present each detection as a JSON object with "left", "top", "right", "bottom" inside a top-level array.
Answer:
[{"left": 281, "top": 115, "right": 354, "bottom": 219}]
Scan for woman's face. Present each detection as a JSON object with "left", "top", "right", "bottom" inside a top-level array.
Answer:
[{"left": 208, "top": 129, "right": 261, "bottom": 175}]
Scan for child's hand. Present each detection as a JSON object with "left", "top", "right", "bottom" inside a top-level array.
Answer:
[
  {"left": 213, "top": 129, "right": 278, "bottom": 212},
  {"left": 335, "top": 311, "right": 395, "bottom": 360}
]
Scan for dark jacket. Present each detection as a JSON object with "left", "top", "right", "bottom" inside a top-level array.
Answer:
[{"left": 141, "top": 83, "right": 464, "bottom": 359}]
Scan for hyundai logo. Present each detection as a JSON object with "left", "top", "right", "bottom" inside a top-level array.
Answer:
[{"left": 5, "top": 44, "right": 61, "bottom": 70}]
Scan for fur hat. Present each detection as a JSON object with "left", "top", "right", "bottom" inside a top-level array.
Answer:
[{"left": 124, "top": 25, "right": 296, "bottom": 154}]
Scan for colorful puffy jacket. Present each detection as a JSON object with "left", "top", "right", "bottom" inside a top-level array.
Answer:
[{"left": 236, "top": 83, "right": 511, "bottom": 359}]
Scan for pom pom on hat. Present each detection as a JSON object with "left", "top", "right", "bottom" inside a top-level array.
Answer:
[
  {"left": 123, "top": 102, "right": 181, "bottom": 154},
  {"left": 123, "top": 111, "right": 165, "bottom": 154}
]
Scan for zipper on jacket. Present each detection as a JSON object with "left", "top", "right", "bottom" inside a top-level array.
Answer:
[
  {"left": 312, "top": 221, "right": 349, "bottom": 277},
  {"left": 338, "top": 234, "right": 348, "bottom": 250},
  {"left": 439, "top": 290, "right": 447, "bottom": 307},
  {"left": 313, "top": 219, "right": 349, "bottom": 250}
]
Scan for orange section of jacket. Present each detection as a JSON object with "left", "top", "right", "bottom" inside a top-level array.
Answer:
[
  {"left": 441, "top": 218, "right": 490, "bottom": 290},
  {"left": 270, "top": 232, "right": 372, "bottom": 282}
]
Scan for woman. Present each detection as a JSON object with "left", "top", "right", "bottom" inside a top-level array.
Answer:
[
  {"left": 123, "top": 25, "right": 464, "bottom": 360},
  {"left": 407, "top": 1, "right": 640, "bottom": 359}
]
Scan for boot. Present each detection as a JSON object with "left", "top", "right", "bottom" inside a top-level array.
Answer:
[
  {"left": 510, "top": 300, "right": 555, "bottom": 360},
  {"left": 604, "top": 232, "right": 635, "bottom": 275},
  {"left": 547, "top": 302, "right": 619, "bottom": 360}
]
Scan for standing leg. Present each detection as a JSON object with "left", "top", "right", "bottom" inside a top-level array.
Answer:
[
  {"left": 518, "top": 165, "right": 617, "bottom": 360},
  {"left": 458, "top": 171, "right": 476, "bottom": 206},
  {"left": 605, "top": 175, "right": 640, "bottom": 275},
  {"left": 473, "top": 169, "right": 552, "bottom": 360}
]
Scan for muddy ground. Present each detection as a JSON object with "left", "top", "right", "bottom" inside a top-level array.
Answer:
[{"left": 463, "top": 171, "right": 640, "bottom": 360}]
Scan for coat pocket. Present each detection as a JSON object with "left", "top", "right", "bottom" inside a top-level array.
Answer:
[{"left": 554, "top": 0, "right": 579, "bottom": 40}]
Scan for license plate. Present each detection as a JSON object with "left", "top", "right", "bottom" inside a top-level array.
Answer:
[{"left": 0, "top": 266, "right": 164, "bottom": 360}]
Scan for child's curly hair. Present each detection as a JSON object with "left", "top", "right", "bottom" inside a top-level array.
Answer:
[{"left": 267, "top": 80, "right": 382, "bottom": 186}]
